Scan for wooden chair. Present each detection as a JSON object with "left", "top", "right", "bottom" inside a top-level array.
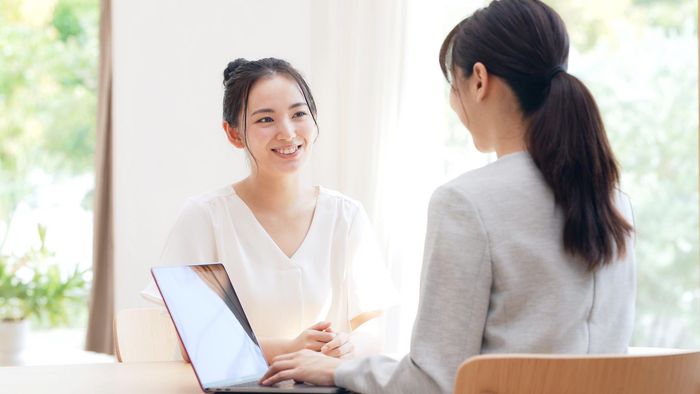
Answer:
[
  {"left": 454, "top": 351, "right": 700, "bottom": 394},
  {"left": 113, "top": 307, "right": 185, "bottom": 363}
]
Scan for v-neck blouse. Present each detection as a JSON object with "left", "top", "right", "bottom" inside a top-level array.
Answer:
[
  {"left": 232, "top": 188, "right": 318, "bottom": 261},
  {"left": 142, "top": 185, "right": 396, "bottom": 339}
]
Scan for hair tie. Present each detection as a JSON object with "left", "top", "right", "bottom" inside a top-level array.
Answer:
[{"left": 547, "top": 65, "right": 566, "bottom": 82}]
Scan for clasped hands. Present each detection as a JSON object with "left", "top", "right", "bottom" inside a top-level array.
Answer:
[
  {"left": 257, "top": 321, "right": 350, "bottom": 387},
  {"left": 289, "top": 321, "right": 353, "bottom": 359}
]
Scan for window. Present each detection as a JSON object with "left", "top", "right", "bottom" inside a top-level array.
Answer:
[
  {"left": 385, "top": 0, "right": 699, "bottom": 352},
  {"left": 0, "top": 0, "right": 98, "bottom": 351},
  {"left": 548, "top": 0, "right": 700, "bottom": 348}
]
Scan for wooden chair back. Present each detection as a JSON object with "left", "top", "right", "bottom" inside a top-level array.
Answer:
[
  {"left": 454, "top": 351, "right": 700, "bottom": 394},
  {"left": 113, "top": 307, "right": 184, "bottom": 363}
]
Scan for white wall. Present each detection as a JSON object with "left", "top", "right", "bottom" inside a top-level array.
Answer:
[{"left": 112, "top": 0, "right": 312, "bottom": 312}]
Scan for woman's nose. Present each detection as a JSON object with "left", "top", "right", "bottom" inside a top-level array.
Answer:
[{"left": 277, "top": 119, "right": 296, "bottom": 140}]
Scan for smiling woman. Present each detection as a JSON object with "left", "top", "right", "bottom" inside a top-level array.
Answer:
[
  {"left": 141, "top": 57, "right": 397, "bottom": 366},
  {"left": 226, "top": 78, "right": 316, "bottom": 174},
  {"left": 220, "top": 58, "right": 319, "bottom": 173}
]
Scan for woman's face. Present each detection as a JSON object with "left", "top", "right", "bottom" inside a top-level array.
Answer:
[{"left": 238, "top": 74, "right": 317, "bottom": 176}]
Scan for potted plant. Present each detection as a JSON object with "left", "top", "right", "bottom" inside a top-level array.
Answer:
[{"left": 0, "top": 225, "right": 88, "bottom": 365}]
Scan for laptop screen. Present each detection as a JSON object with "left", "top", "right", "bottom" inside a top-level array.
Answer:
[{"left": 152, "top": 264, "right": 269, "bottom": 389}]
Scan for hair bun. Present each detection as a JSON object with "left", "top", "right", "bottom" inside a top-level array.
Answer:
[{"left": 223, "top": 58, "right": 249, "bottom": 85}]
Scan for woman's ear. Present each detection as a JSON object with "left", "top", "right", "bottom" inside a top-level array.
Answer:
[
  {"left": 222, "top": 121, "right": 245, "bottom": 149},
  {"left": 472, "top": 62, "right": 489, "bottom": 102}
]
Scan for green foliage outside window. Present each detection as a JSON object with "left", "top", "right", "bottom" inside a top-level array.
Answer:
[
  {"left": 0, "top": 0, "right": 98, "bottom": 327},
  {"left": 548, "top": 0, "right": 700, "bottom": 348},
  {"left": 0, "top": 224, "right": 89, "bottom": 327}
]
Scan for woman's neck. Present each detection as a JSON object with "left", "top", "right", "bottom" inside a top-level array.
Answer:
[
  {"left": 493, "top": 112, "right": 528, "bottom": 158},
  {"left": 235, "top": 173, "right": 313, "bottom": 211},
  {"left": 495, "top": 135, "right": 527, "bottom": 158}
]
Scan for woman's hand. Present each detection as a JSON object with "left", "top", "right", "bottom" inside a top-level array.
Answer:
[
  {"left": 260, "top": 349, "right": 342, "bottom": 387},
  {"left": 288, "top": 321, "right": 336, "bottom": 353},
  {"left": 320, "top": 331, "right": 354, "bottom": 359}
]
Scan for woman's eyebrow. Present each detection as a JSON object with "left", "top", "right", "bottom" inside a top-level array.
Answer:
[
  {"left": 251, "top": 108, "right": 273, "bottom": 116},
  {"left": 251, "top": 103, "right": 306, "bottom": 116},
  {"left": 289, "top": 102, "right": 307, "bottom": 110}
]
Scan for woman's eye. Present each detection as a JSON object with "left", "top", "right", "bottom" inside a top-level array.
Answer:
[
  {"left": 256, "top": 117, "right": 273, "bottom": 124},
  {"left": 292, "top": 111, "right": 307, "bottom": 118}
]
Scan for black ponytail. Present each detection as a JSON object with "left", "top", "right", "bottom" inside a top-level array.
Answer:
[
  {"left": 529, "top": 72, "right": 632, "bottom": 268},
  {"left": 440, "top": 0, "right": 632, "bottom": 270}
]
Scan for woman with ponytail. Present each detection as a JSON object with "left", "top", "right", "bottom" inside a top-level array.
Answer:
[{"left": 261, "top": 1, "right": 636, "bottom": 392}]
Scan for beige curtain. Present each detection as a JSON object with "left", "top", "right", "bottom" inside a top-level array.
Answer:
[{"left": 85, "top": 0, "right": 114, "bottom": 355}]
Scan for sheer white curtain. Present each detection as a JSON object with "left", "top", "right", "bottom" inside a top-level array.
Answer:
[
  {"left": 307, "top": 0, "right": 407, "bottom": 354},
  {"left": 308, "top": 0, "right": 490, "bottom": 354},
  {"left": 373, "top": 0, "right": 490, "bottom": 354},
  {"left": 308, "top": 0, "right": 406, "bottom": 220}
]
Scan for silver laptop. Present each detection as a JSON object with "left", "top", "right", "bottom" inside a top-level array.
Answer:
[{"left": 151, "top": 264, "right": 346, "bottom": 393}]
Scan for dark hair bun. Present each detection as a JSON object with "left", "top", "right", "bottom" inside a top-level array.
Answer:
[{"left": 223, "top": 58, "right": 249, "bottom": 85}]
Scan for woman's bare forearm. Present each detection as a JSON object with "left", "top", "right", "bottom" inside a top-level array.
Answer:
[{"left": 258, "top": 338, "right": 291, "bottom": 363}]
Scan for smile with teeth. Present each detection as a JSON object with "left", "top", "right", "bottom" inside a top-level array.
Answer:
[{"left": 272, "top": 144, "right": 303, "bottom": 156}]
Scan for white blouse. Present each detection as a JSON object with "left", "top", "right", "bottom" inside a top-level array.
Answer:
[{"left": 142, "top": 185, "right": 396, "bottom": 339}]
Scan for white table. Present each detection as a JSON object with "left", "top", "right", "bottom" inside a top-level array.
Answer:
[{"left": 0, "top": 361, "right": 201, "bottom": 393}]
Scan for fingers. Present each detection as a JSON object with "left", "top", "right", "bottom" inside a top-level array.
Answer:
[
  {"left": 308, "top": 321, "right": 332, "bottom": 331},
  {"left": 322, "top": 341, "right": 354, "bottom": 358},
  {"left": 271, "top": 352, "right": 296, "bottom": 363},
  {"left": 261, "top": 350, "right": 315, "bottom": 386},
  {"left": 304, "top": 322, "right": 335, "bottom": 346},
  {"left": 271, "top": 349, "right": 314, "bottom": 364},
  {"left": 321, "top": 337, "right": 340, "bottom": 353},
  {"left": 262, "top": 350, "right": 337, "bottom": 387},
  {"left": 304, "top": 341, "right": 325, "bottom": 352},
  {"left": 294, "top": 323, "right": 335, "bottom": 352},
  {"left": 261, "top": 369, "right": 298, "bottom": 386},
  {"left": 320, "top": 333, "right": 348, "bottom": 353},
  {"left": 308, "top": 330, "right": 335, "bottom": 343},
  {"left": 260, "top": 360, "right": 297, "bottom": 384}
]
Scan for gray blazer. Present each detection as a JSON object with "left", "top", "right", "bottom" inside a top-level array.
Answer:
[{"left": 335, "top": 151, "right": 636, "bottom": 394}]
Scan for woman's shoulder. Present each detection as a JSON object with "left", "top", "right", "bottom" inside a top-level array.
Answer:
[
  {"left": 428, "top": 152, "right": 547, "bottom": 222},
  {"left": 613, "top": 188, "right": 634, "bottom": 225},
  {"left": 178, "top": 185, "right": 237, "bottom": 216},
  {"left": 317, "top": 186, "right": 365, "bottom": 220},
  {"left": 318, "top": 186, "right": 362, "bottom": 208},
  {"left": 441, "top": 151, "right": 541, "bottom": 198},
  {"left": 185, "top": 185, "right": 236, "bottom": 205}
]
